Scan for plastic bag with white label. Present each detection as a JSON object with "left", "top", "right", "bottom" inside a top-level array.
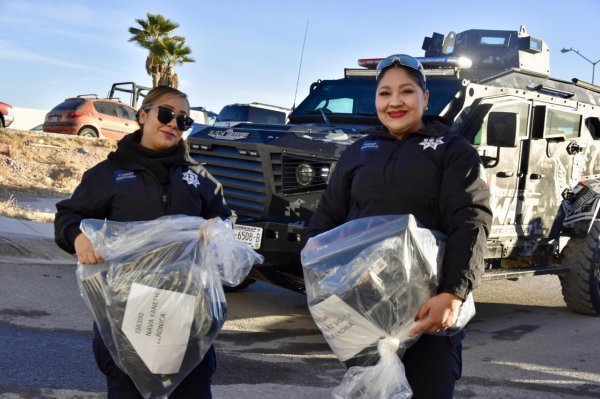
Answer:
[
  {"left": 301, "top": 215, "right": 446, "bottom": 399},
  {"left": 76, "top": 215, "right": 263, "bottom": 399}
]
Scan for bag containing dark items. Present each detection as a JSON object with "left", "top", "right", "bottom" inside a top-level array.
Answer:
[
  {"left": 302, "top": 214, "right": 465, "bottom": 399},
  {"left": 76, "top": 215, "right": 263, "bottom": 399}
]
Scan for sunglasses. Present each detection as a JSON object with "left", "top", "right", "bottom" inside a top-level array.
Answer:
[
  {"left": 144, "top": 105, "right": 194, "bottom": 131},
  {"left": 376, "top": 54, "right": 426, "bottom": 84}
]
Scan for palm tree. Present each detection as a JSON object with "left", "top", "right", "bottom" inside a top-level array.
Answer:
[
  {"left": 128, "top": 13, "right": 191, "bottom": 88},
  {"left": 157, "top": 37, "right": 195, "bottom": 89}
]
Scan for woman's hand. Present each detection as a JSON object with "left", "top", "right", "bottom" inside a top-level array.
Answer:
[
  {"left": 74, "top": 233, "right": 104, "bottom": 264},
  {"left": 198, "top": 218, "right": 223, "bottom": 241},
  {"left": 409, "top": 292, "right": 463, "bottom": 336}
]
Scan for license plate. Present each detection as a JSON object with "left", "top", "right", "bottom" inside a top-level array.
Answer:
[
  {"left": 233, "top": 224, "right": 263, "bottom": 249},
  {"left": 49, "top": 116, "right": 59, "bottom": 122}
]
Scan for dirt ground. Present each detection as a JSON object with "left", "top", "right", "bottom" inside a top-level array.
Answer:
[{"left": 0, "top": 128, "right": 116, "bottom": 220}]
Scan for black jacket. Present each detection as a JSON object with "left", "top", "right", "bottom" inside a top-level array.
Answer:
[
  {"left": 307, "top": 118, "right": 492, "bottom": 299},
  {"left": 55, "top": 131, "right": 231, "bottom": 254}
]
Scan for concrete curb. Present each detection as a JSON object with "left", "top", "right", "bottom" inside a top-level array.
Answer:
[{"left": 0, "top": 232, "right": 76, "bottom": 265}]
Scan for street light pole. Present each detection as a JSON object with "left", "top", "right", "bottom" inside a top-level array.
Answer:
[{"left": 561, "top": 47, "right": 600, "bottom": 85}]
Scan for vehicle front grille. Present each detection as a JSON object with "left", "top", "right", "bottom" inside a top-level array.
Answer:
[{"left": 188, "top": 144, "right": 266, "bottom": 218}]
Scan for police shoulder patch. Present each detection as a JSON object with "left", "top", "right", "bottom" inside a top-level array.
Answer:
[
  {"left": 360, "top": 140, "right": 379, "bottom": 153},
  {"left": 114, "top": 169, "right": 137, "bottom": 183}
]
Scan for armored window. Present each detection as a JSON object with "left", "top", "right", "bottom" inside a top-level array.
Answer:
[
  {"left": 480, "top": 36, "right": 507, "bottom": 46},
  {"left": 476, "top": 101, "right": 530, "bottom": 145},
  {"left": 315, "top": 98, "right": 353, "bottom": 114},
  {"left": 543, "top": 109, "right": 581, "bottom": 139},
  {"left": 248, "top": 107, "right": 286, "bottom": 124},
  {"left": 585, "top": 117, "right": 600, "bottom": 140}
]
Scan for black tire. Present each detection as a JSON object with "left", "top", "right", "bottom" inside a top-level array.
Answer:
[
  {"left": 78, "top": 127, "right": 98, "bottom": 138},
  {"left": 559, "top": 220, "right": 600, "bottom": 315},
  {"left": 223, "top": 278, "right": 256, "bottom": 292}
]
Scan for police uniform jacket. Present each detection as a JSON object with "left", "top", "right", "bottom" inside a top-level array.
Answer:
[
  {"left": 55, "top": 130, "right": 231, "bottom": 254},
  {"left": 307, "top": 117, "right": 492, "bottom": 300}
]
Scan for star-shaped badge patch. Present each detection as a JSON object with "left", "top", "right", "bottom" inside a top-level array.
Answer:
[
  {"left": 419, "top": 136, "right": 445, "bottom": 150},
  {"left": 182, "top": 170, "right": 200, "bottom": 187}
]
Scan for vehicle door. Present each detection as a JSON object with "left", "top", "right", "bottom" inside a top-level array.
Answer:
[
  {"left": 468, "top": 99, "right": 531, "bottom": 246},
  {"left": 117, "top": 104, "right": 139, "bottom": 135},
  {"left": 524, "top": 104, "right": 582, "bottom": 238},
  {"left": 93, "top": 101, "right": 125, "bottom": 139}
]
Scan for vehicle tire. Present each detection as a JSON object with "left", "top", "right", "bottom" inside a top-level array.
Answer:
[
  {"left": 223, "top": 278, "right": 256, "bottom": 292},
  {"left": 78, "top": 127, "right": 98, "bottom": 138},
  {"left": 559, "top": 220, "right": 600, "bottom": 315}
]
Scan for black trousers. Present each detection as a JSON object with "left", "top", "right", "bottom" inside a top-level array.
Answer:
[
  {"left": 92, "top": 325, "right": 216, "bottom": 399},
  {"left": 345, "top": 330, "right": 464, "bottom": 399},
  {"left": 402, "top": 331, "right": 464, "bottom": 399}
]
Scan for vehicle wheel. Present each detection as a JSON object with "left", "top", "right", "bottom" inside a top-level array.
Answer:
[
  {"left": 223, "top": 278, "right": 256, "bottom": 292},
  {"left": 559, "top": 220, "right": 600, "bottom": 315},
  {"left": 78, "top": 127, "right": 98, "bottom": 138}
]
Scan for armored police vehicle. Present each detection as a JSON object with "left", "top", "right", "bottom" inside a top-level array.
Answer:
[{"left": 187, "top": 26, "right": 600, "bottom": 315}]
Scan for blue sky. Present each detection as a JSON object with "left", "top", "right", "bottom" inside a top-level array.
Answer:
[{"left": 1, "top": 0, "right": 599, "bottom": 114}]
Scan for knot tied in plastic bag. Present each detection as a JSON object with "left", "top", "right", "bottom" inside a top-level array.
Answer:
[
  {"left": 302, "top": 215, "right": 447, "bottom": 399},
  {"left": 76, "top": 215, "right": 263, "bottom": 399}
]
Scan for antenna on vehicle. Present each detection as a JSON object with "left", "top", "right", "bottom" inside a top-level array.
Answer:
[{"left": 292, "top": 20, "right": 309, "bottom": 110}]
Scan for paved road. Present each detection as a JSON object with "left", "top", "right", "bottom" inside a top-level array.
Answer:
[{"left": 1, "top": 257, "right": 599, "bottom": 399}]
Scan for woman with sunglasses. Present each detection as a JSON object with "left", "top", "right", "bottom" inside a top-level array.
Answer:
[
  {"left": 55, "top": 85, "right": 230, "bottom": 398},
  {"left": 307, "top": 55, "right": 492, "bottom": 398}
]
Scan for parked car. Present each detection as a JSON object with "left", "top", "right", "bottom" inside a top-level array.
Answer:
[
  {"left": 42, "top": 95, "right": 139, "bottom": 139},
  {"left": 190, "top": 106, "right": 218, "bottom": 126},
  {"left": 214, "top": 102, "right": 290, "bottom": 127},
  {"left": 0, "top": 101, "right": 14, "bottom": 128}
]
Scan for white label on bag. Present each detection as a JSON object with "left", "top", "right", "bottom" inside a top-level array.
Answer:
[
  {"left": 309, "top": 294, "right": 386, "bottom": 361},
  {"left": 122, "top": 283, "right": 196, "bottom": 374}
]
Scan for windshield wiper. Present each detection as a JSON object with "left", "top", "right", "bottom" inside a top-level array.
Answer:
[{"left": 319, "top": 109, "right": 333, "bottom": 126}]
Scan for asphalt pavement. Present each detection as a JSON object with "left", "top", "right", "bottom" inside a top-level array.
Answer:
[{"left": 0, "top": 196, "right": 74, "bottom": 266}]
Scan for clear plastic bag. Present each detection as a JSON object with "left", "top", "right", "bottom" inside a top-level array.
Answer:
[
  {"left": 301, "top": 215, "right": 446, "bottom": 399},
  {"left": 76, "top": 215, "right": 263, "bottom": 399}
]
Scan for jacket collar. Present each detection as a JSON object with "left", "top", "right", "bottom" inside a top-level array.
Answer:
[{"left": 362, "top": 116, "right": 450, "bottom": 140}]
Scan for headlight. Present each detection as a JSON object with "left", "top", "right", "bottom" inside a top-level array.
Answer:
[{"left": 296, "top": 164, "right": 314, "bottom": 186}]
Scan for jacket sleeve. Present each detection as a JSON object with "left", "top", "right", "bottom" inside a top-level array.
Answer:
[
  {"left": 306, "top": 146, "right": 355, "bottom": 238},
  {"left": 203, "top": 181, "right": 233, "bottom": 221},
  {"left": 54, "top": 166, "right": 112, "bottom": 254},
  {"left": 438, "top": 137, "right": 492, "bottom": 299}
]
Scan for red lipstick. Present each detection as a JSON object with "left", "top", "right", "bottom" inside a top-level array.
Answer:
[{"left": 387, "top": 111, "right": 406, "bottom": 118}]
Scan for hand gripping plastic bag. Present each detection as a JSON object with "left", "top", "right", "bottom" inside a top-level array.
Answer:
[
  {"left": 76, "top": 215, "right": 263, "bottom": 399},
  {"left": 301, "top": 215, "right": 446, "bottom": 399}
]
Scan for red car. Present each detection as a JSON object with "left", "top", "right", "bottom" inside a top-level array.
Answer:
[
  {"left": 0, "top": 101, "right": 14, "bottom": 127},
  {"left": 43, "top": 96, "right": 139, "bottom": 139}
]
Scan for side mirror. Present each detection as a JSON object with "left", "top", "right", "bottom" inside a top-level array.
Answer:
[{"left": 487, "top": 112, "right": 519, "bottom": 147}]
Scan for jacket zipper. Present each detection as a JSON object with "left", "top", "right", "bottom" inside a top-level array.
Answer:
[{"left": 385, "top": 139, "right": 404, "bottom": 200}]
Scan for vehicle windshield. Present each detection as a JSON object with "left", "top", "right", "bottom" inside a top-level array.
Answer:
[
  {"left": 51, "top": 99, "right": 85, "bottom": 111},
  {"left": 217, "top": 105, "right": 248, "bottom": 122},
  {"left": 291, "top": 78, "right": 376, "bottom": 118},
  {"left": 289, "top": 76, "right": 462, "bottom": 122},
  {"left": 217, "top": 105, "right": 286, "bottom": 124}
]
